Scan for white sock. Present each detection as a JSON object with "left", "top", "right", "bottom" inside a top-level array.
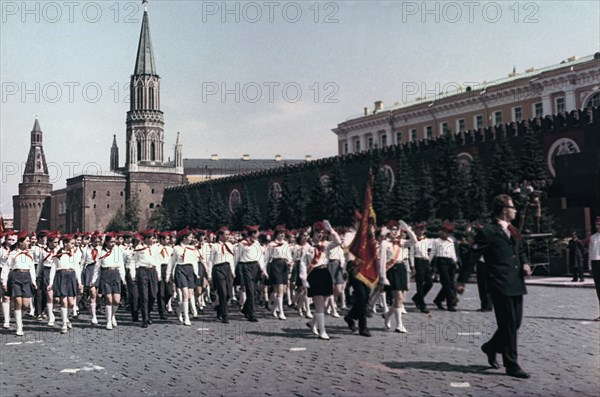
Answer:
[
  {"left": 47, "top": 303, "right": 54, "bottom": 319},
  {"left": 183, "top": 301, "right": 190, "bottom": 322},
  {"left": 15, "top": 309, "right": 22, "bottom": 328},
  {"left": 2, "top": 302, "right": 10, "bottom": 324},
  {"left": 105, "top": 305, "right": 112, "bottom": 323},
  {"left": 277, "top": 295, "right": 284, "bottom": 316},
  {"left": 315, "top": 313, "right": 326, "bottom": 334},
  {"left": 61, "top": 307, "right": 68, "bottom": 325},
  {"left": 381, "top": 296, "right": 389, "bottom": 313},
  {"left": 190, "top": 297, "right": 197, "bottom": 316},
  {"left": 90, "top": 303, "right": 97, "bottom": 320},
  {"left": 239, "top": 291, "right": 246, "bottom": 307},
  {"left": 286, "top": 288, "right": 292, "bottom": 305},
  {"left": 394, "top": 308, "right": 402, "bottom": 328},
  {"left": 112, "top": 304, "right": 118, "bottom": 320}
]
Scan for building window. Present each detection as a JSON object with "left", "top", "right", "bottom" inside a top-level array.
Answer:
[
  {"left": 137, "top": 83, "right": 143, "bottom": 109},
  {"left": 381, "top": 134, "right": 387, "bottom": 147},
  {"left": 586, "top": 92, "right": 600, "bottom": 107},
  {"left": 425, "top": 126, "right": 432, "bottom": 139},
  {"left": 513, "top": 107, "right": 522, "bottom": 122},
  {"left": 150, "top": 142, "right": 156, "bottom": 161},
  {"left": 410, "top": 129, "right": 417, "bottom": 141},
  {"left": 556, "top": 97, "right": 565, "bottom": 114},
  {"left": 151, "top": 188, "right": 155, "bottom": 194},
  {"left": 106, "top": 191, "right": 110, "bottom": 196},
  {"left": 149, "top": 85, "right": 154, "bottom": 110},
  {"left": 441, "top": 122, "right": 449, "bottom": 135},
  {"left": 396, "top": 131, "right": 402, "bottom": 144},
  {"left": 93, "top": 204, "right": 96, "bottom": 209},
  {"left": 149, "top": 203, "right": 154, "bottom": 209},
  {"left": 457, "top": 119, "right": 465, "bottom": 132},
  {"left": 354, "top": 140, "right": 361, "bottom": 152},
  {"left": 137, "top": 140, "right": 142, "bottom": 161},
  {"left": 120, "top": 191, "right": 124, "bottom": 197},
  {"left": 92, "top": 191, "right": 96, "bottom": 199},
  {"left": 475, "top": 115, "right": 483, "bottom": 129},
  {"left": 367, "top": 136, "right": 373, "bottom": 150},
  {"left": 494, "top": 111, "right": 503, "bottom": 126},
  {"left": 343, "top": 142, "right": 348, "bottom": 154},
  {"left": 534, "top": 103, "right": 543, "bottom": 118}
]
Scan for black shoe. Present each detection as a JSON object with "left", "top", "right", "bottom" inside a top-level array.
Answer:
[
  {"left": 579, "top": 279, "right": 585, "bottom": 282},
  {"left": 344, "top": 315, "right": 357, "bottom": 332},
  {"left": 571, "top": 278, "right": 578, "bottom": 282},
  {"left": 132, "top": 315, "right": 140, "bottom": 323},
  {"left": 366, "top": 311, "right": 373, "bottom": 318},
  {"left": 420, "top": 306, "right": 430, "bottom": 314},
  {"left": 506, "top": 368, "right": 530, "bottom": 379},
  {"left": 359, "top": 328, "right": 371, "bottom": 337},
  {"left": 221, "top": 317, "right": 229, "bottom": 324},
  {"left": 248, "top": 315, "right": 258, "bottom": 322},
  {"left": 434, "top": 300, "right": 445, "bottom": 310},
  {"left": 481, "top": 344, "right": 500, "bottom": 369},
  {"left": 141, "top": 321, "right": 148, "bottom": 328},
  {"left": 159, "top": 314, "right": 168, "bottom": 320},
  {"left": 478, "top": 307, "right": 493, "bottom": 312},
  {"left": 147, "top": 316, "right": 153, "bottom": 325},
  {"left": 447, "top": 306, "right": 457, "bottom": 312}
]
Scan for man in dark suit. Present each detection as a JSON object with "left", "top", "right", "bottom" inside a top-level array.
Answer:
[{"left": 473, "top": 194, "right": 532, "bottom": 379}]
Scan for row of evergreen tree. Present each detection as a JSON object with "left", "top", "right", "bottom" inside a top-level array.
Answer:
[{"left": 114, "top": 129, "right": 549, "bottom": 233}]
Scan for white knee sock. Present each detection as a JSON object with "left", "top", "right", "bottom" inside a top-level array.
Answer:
[
  {"left": 14, "top": 309, "right": 22, "bottom": 328},
  {"left": 315, "top": 313, "right": 326, "bottom": 334},
  {"left": 190, "top": 297, "right": 197, "bottom": 316},
  {"left": 2, "top": 302, "right": 10, "bottom": 325},
  {"left": 105, "top": 305, "right": 112, "bottom": 323},
  {"left": 277, "top": 295, "right": 284, "bottom": 316},
  {"left": 90, "top": 302, "right": 97, "bottom": 320},
  {"left": 183, "top": 301, "right": 190, "bottom": 322},
  {"left": 393, "top": 308, "right": 402, "bottom": 328},
  {"left": 61, "top": 307, "right": 68, "bottom": 325},
  {"left": 47, "top": 303, "right": 54, "bottom": 320}
]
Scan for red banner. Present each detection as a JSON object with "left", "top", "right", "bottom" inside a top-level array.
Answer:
[{"left": 349, "top": 173, "right": 379, "bottom": 289}]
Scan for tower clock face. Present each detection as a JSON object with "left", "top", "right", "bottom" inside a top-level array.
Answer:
[{"left": 547, "top": 138, "right": 580, "bottom": 176}]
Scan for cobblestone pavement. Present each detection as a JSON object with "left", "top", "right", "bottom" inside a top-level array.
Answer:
[{"left": 1, "top": 284, "right": 598, "bottom": 397}]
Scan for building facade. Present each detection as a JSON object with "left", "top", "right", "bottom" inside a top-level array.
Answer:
[
  {"left": 333, "top": 53, "right": 600, "bottom": 156},
  {"left": 13, "top": 118, "right": 52, "bottom": 231}
]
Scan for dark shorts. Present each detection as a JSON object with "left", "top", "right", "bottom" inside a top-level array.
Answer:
[
  {"left": 195, "top": 262, "right": 207, "bottom": 287},
  {"left": 175, "top": 264, "right": 195, "bottom": 289},
  {"left": 268, "top": 258, "right": 289, "bottom": 285},
  {"left": 327, "top": 259, "right": 345, "bottom": 284},
  {"left": 99, "top": 268, "right": 122, "bottom": 295},
  {"left": 53, "top": 270, "right": 78, "bottom": 297},
  {"left": 307, "top": 267, "right": 334, "bottom": 297},
  {"left": 82, "top": 263, "right": 99, "bottom": 288},
  {"left": 8, "top": 271, "right": 34, "bottom": 298},
  {"left": 386, "top": 262, "right": 409, "bottom": 292}
]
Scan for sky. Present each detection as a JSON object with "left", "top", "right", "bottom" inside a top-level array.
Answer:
[{"left": 1, "top": 0, "right": 599, "bottom": 217}]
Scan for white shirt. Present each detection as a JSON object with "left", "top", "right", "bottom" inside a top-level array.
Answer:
[
  {"left": 264, "top": 240, "right": 293, "bottom": 266},
  {"left": 299, "top": 231, "right": 341, "bottom": 287},
  {"left": 235, "top": 239, "right": 265, "bottom": 271},
  {"left": 430, "top": 238, "right": 458, "bottom": 262},
  {"left": 414, "top": 237, "right": 431, "bottom": 259},
  {"left": 343, "top": 230, "right": 356, "bottom": 262},
  {"left": 589, "top": 232, "right": 600, "bottom": 266},
  {"left": 169, "top": 245, "right": 201, "bottom": 280},
  {"left": 80, "top": 245, "right": 101, "bottom": 267},
  {"left": 209, "top": 241, "right": 236, "bottom": 276},
  {"left": 130, "top": 243, "right": 162, "bottom": 281},
  {"left": 92, "top": 246, "right": 127, "bottom": 285},
  {"left": 2, "top": 249, "right": 37, "bottom": 286},
  {"left": 49, "top": 251, "right": 82, "bottom": 286}
]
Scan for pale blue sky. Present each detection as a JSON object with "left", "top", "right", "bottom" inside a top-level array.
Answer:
[{"left": 1, "top": 0, "right": 599, "bottom": 216}]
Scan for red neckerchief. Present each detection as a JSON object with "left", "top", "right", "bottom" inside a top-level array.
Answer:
[
  {"left": 181, "top": 245, "right": 197, "bottom": 261},
  {"left": 160, "top": 246, "right": 169, "bottom": 259},
  {"left": 307, "top": 244, "right": 325, "bottom": 274},
  {"left": 221, "top": 242, "right": 234, "bottom": 256},
  {"left": 99, "top": 250, "right": 112, "bottom": 260},
  {"left": 386, "top": 244, "right": 402, "bottom": 271},
  {"left": 14, "top": 250, "right": 33, "bottom": 261},
  {"left": 42, "top": 248, "right": 54, "bottom": 263},
  {"left": 134, "top": 244, "right": 151, "bottom": 255},
  {"left": 91, "top": 247, "right": 98, "bottom": 261},
  {"left": 274, "top": 241, "right": 285, "bottom": 248},
  {"left": 55, "top": 251, "right": 73, "bottom": 259}
]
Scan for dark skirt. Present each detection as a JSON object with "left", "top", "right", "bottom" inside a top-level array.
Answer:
[
  {"left": 307, "top": 267, "right": 334, "bottom": 297},
  {"left": 53, "top": 270, "right": 78, "bottom": 297},
  {"left": 268, "top": 259, "right": 289, "bottom": 285},
  {"left": 327, "top": 259, "right": 345, "bottom": 284},
  {"left": 99, "top": 268, "right": 122, "bottom": 295},
  {"left": 385, "top": 262, "right": 409, "bottom": 292},
  {"left": 40, "top": 266, "right": 51, "bottom": 287},
  {"left": 175, "top": 264, "right": 195, "bottom": 289},
  {"left": 8, "top": 271, "right": 34, "bottom": 298},
  {"left": 290, "top": 261, "right": 300, "bottom": 285},
  {"left": 195, "top": 262, "right": 207, "bottom": 287},
  {"left": 82, "top": 263, "right": 99, "bottom": 288}
]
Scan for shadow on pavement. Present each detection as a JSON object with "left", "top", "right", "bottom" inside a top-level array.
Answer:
[{"left": 383, "top": 361, "right": 504, "bottom": 375}]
